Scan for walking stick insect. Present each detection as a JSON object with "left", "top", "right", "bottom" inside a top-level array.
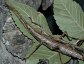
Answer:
[{"left": 5, "top": 0, "right": 84, "bottom": 63}]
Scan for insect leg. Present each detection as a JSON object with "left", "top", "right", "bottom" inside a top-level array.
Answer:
[
  {"left": 26, "top": 43, "right": 42, "bottom": 59},
  {"left": 59, "top": 31, "right": 72, "bottom": 41},
  {"left": 25, "top": 17, "right": 44, "bottom": 59},
  {"left": 76, "top": 39, "right": 84, "bottom": 46},
  {"left": 29, "top": 17, "right": 41, "bottom": 27}
]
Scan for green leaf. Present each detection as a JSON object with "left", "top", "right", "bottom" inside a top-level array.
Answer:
[
  {"left": 6, "top": 0, "right": 52, "bottom": 54},
  {"left": 53, "top": 0, "right": 84, "bottom": 38},
  {"left": 53, "top": 0, "right": 84, "bottom": 63},
  {"left": 6, "top": 0, "right": 52, "bottom": 39},
  {"left": 26, "top": 45, "right": 70, "bottom": 64},
  {"left": 6, "top": 0, "right": 66, "bottom": 64},
  {"left": 6, "top": 0, "right": 71, "bottom": 64}
]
